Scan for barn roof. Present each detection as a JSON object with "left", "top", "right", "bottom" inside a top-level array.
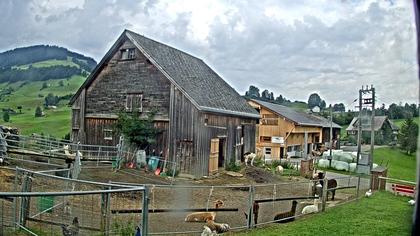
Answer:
[
  {"left": 250, "top": 99, "right": 341, "bottom": 128},
  {"left": 70, "top": 30, "right": 259, "bottom": 119},
  {"left": 346, "top": 116, "right": 399, "bottom": 131}
]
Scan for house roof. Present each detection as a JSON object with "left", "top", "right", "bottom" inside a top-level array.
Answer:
[
  {"left": 250, "top": 99, "right": 341, "bottom": 128},
  {"left": 346, "top": 116, "right": 399, "bottom": 131},
  {"left": 70, "top": 30, "right": 259, "bottom": 119}
]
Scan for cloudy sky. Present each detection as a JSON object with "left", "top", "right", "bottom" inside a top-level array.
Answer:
[{"left": 0, "top": 0, "right": 418, "bottom": 108}]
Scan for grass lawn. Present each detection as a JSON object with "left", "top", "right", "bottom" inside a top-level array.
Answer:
[
  {"left": 232, "top": 191, "right": 414, "bottom": 236},
  {"left": 373, "top": 147, "right": 416, "bottom": 182},
  {"left": 392, "top": 118, "right": 419, "bottom": 129}
]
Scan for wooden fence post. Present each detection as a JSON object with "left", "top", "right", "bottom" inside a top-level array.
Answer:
[
  {"left": 321, "top": 178, "right": 328, "bottom": 212},
  {"left": 19, "top": 173, "right": 32, "bottom": 227},
  {"left": 247, "top": 185, "right": 255, "bottom": 229},
  {"left": 142, "top": 186, "right": 149, "bottom": 236}
]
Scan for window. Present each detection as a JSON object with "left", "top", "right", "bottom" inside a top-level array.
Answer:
[
  {"left": 104, "top": 129, "right": 113, "bottom": 141},
  {"left": 264, "top": 148, "right": 272, "bottom": 155},
  {"left": 260, "top": 136, "right": 271, "bottom": 142},
  {"left": 126, "top": 93, "right": 143, "bottom": 112},
  {"left": 121, "top": 48, "right": 135, "bottom": 60},
  {"left": 261, "top": 114, "right": 278, "bottom": 125}
]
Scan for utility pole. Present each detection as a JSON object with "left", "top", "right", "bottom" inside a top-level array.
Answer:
[
  {"left": 329, "top": 105, "right": 333, "bottom": 167},
  {"left": 356, "top": 85, "right": 375, "bottom": 175}
]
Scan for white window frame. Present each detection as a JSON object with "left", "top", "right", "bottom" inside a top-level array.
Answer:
[
  {"left": 104, "top": 129, "right": 113, "bottom": 141},
  {"left": 125, "top": 93, "right": 143, "bottom": 112},
  {"left": 121, "top": 48, "right": 135, "bottom": 60}
]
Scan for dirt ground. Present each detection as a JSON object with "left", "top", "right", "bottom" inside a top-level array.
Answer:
[{"left": 0, "top": 159, "right": 359, "bottom": 235}]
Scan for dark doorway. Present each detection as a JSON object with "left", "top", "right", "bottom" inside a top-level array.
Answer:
[
  {"left": 218, "top": 138, "right": 225, "bottom": 167},
  {"left": 280, "top": 147, "right": 284, "bottom": 159}
]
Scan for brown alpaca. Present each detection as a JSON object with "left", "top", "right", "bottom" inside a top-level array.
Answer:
[
  {"left": 184, "top": 200, "right": 224, "bottom": 222},
  {"left": 205, "top": 219, "right": 231, "bottom": 233},
  {"left": 273, "top": 200, "right": 298, "bottom": 223},
  {"left": 314, "top": 172, "right": 338, "bottom": 200},
  {"left": 244, "top": 201, "right": 259, "bottom": 225}
]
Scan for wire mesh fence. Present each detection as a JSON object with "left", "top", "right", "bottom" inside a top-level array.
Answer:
[
  {"left": 0, "top": 161, "right": 372, "bottom": 236},
  {"left": 0, "top": 167, "right": 147, "bottom": 236}
]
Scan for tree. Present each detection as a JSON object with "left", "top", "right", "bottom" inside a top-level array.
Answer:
[
  {"left": 308, "top": 93, "right": 322, "bottom": 109},
  {"left": 35, "top": 106, "right": 43, "bottom": 117},
  {"left": 115, "top": 111, "right": 158, "bottom": 149},
  {"left": 59, "top": 80, "right": 64, "bottom": 87},
  {"left": 44, "top": 93, "right": 60, "bottom": 107},
  {"left": 3, "top": 112, "right": 10, "bottom": 122},
  {"left": 41, "top": 82, "right": 48, "bottom": 90},
  {"left": 261, "top": 89, "right": 274, "bottom": 100},
  {"left": 398, "top": 118, "right": 418, "bottom": 155},
  {"left": 245, "top": 85, "right": 260, "bottom": 98},
  {"left": 17, "top": 105, "right": 22, "bottom": 114},
  {"left": 332, "top": 103, "right": 345, "bottom": 112}
]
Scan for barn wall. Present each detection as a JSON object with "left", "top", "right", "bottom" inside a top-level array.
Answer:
[
  {"left": 74, "top": 37, "right": 172, "bottom": 146},
  {"left": 168, "top": 85, "right": 257, "bottom": 177},
  {"left": 71, "top": 88, "right": 86, "bottom": 143}
]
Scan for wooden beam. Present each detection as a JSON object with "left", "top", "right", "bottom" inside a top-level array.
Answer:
[
  {"left": 27, "top": 218, "right": 101, "bottom": 231},
  {"left": 255, "top": 196, "right": 318, "bottom": 204},
  {"left": 111, "top": 207, "right": 238, "bottom": 214}
]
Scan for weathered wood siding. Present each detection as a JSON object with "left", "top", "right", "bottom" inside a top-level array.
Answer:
[
  {"left": 168, "top": 85, "right": 256, "bottom": 177},
  {"left": 71, "top": 89, "right": 86, "bottom": 143}
]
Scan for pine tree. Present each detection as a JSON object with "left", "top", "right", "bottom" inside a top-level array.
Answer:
[
  {"left": 398, "top": 118, "right": 418, "bottom": 154},
  {"left": 3, "top": 112, "right": 10, "bottom": 122},
  {"left": 35, "top": 106, "right": 43, "bottom": 117}
]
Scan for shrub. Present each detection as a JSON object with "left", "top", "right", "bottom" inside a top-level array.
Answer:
[
  {"left": 115, "top": 111, "right": 157, "bottom": 149},
  {"left": 35, "top": 106, "right": 43, "bottom": 117},
  {"left": 225, "top": 159, "right": 241, "bottom": 172},
  {"left": 3, "top": 112, "right": 10, "bottom": 122}
]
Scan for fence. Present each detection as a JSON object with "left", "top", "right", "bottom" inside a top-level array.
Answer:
[
  {"left": 0, "top": 167, "right": 148, "bottom": 236},
  {"left": 0, "top": 163, "right": 370, "bottom": 235}
]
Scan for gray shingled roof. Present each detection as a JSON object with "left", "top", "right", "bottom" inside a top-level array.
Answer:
[
  {"left": 125, "top": 30, "right": 259, "bottom": 118},
  {"left": 346, "top": 116, "right": 399, "bottom": 131},
  {"left": 251, "top": 99, "right": 341, "bottom": 128}
]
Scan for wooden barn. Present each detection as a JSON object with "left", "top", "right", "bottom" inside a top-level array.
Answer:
[
  {"left": 247, "top": 99, "right": 341, "bottom": 161},
  {"left": 69, "top": 29, "right": 259, "bottom": 177}
]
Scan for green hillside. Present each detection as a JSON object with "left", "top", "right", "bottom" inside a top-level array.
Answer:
[
  {"left": 0, "top": 45, "right": 95, "bottom": 138},
  {"left": 0, "top": 75, "right": 86, "bottom": 137},
  {"left": 392, "top": 118, "right": 419, "bottom": 129}
]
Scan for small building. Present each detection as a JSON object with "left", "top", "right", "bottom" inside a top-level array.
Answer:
[
  {"left": 70, "top": 29, "right": 259, "bottom": 177},
  {"left": 248, "top": 99, "right": 341, "bottom": 160},
  {"left": 346, "top": 116, "right": 399, "bottom": 145}
]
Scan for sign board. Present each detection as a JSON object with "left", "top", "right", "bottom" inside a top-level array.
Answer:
[{"left": 271, "top": 136, "right": 284, "bottom": 144}]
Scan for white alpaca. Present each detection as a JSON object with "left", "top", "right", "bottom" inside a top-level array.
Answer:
[
  {"left": 276, "top": 165, "right": 284, "bottom": 174},
  {"left": 365, "top": 189, "right": 372, "bottom": 197},
  {"left": 244, "top": 152, "right": 257, "bottom": 166},
  {"left": 205, "top": 219, "right": 230, "bottom": 234},
  {"left": 301, "top": 199, "right": 319, "bottom": 214}
]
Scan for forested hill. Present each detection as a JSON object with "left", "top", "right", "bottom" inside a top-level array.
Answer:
[{"left": 0, "top": 45, "right": 97, "bottom": 83}]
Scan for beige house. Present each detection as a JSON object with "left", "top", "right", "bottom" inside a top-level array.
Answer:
[{"left": 248, "top": 99, "right": 340, "bottom": 161}]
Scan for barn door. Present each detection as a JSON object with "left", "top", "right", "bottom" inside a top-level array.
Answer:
[{"left": 209, "top": 138, "right": 219, "bottom": 173}]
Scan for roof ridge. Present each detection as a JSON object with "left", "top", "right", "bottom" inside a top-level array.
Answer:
[{"left": 125, "top": 29, "right": 204, "bottom": 62}]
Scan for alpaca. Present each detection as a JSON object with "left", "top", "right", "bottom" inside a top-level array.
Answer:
[
  {"left": 313, "top": 172, "right": 337, "bottom": 201},
  {"left": 244, "top": 152, "right": 257, "bottom": 166},
  {"left": 205, "top": 219, "right": 230, "bottom": 234},
  {"left": 244, "top": 201, "right": 259, "bottom": 225},
  {"left": 301, "top": 199, "right": 319, "bottom": 214},
  {"left": 276, "top": 165, "right": 284, "bottom": 174},
  {"left": 64, "top": 202, "right": 72, "bottom": 215},
  {"left": 61, "top": 217, "right": 79, "bottom": 236},
  {"left": 274, "top": 200, "right": 298, "bottom": 223},
  {"left": 201, "top": 226, "right": 218, "bottom": 236},
  {"left": 185, "top": 200, "right": 224, "bottom": 222}
]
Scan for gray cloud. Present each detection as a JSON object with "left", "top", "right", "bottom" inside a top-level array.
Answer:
[{"left": 0, "top": 0, "right": 417, "bottom": 107}]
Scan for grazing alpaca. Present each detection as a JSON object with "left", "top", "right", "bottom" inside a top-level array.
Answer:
[
  {"left": 313, "top": 172, "right": 337, "bottom": 201},
  {"left": 185, "top": 200, "right": 224, "bottom": 222},
  {"left": 301, "top": 198, "right": 319, "bottom": 214},
  {"left": 61, "top": 217, "right": 79, "bottom": 236},
  {"left": 205, "top": 219, "right": 230, "bottom": 234},
  {"left": 244, "top": 201, "right": 259, "bottom": 225},
  {"left": 274, "top": 200, "right": 298, "bottom": 223},
  {"left": 276, "top": 165, "right": 284, "bottom": 174},
  {"left": 244, "top": 152, "right": 257, "bottom": 166}
]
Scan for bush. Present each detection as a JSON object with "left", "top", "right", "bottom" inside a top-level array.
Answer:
[
  {"left": 226, "top": 159, "right": 241, "bottom": 172},
  {"left": 35, "top": 106, "right": 43, "bottom": 117},
  {"left": 3, "top": 112, "right": 10, "bottom": 122},
  {"left": 115, "top": 111, "right": 157, "bottom": 149}
]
